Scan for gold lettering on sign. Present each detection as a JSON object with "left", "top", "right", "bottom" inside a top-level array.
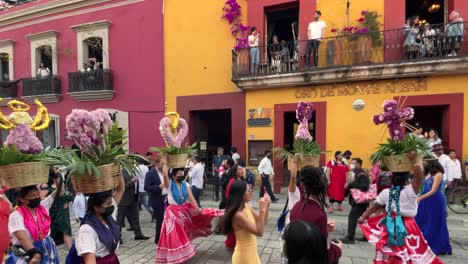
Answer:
[{"left": 295, "top": 78, "right": 427, "bottom": 99}]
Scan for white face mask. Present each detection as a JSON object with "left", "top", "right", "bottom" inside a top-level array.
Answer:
[{"left": 350, "top": 164, "right": 356, "bottom": 170}]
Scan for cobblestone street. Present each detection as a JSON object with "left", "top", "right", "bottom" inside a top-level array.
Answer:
[{"left": 58, "top": 189, "right": 468, "bottom": 264}]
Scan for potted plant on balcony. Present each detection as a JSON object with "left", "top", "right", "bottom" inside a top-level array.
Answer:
[
  {"left": 353, "top": 10, "right": 382, "bottom": 64},
  {"left": 0, "top": 99, "right": 70, "bottom": 188},
  {"left": 370, "top": 100, "right": 431, "bottom": 172},
  {"left": 274, "top": 102, "right": 324, "bottom": 171},
  {"left": 151, "top": 112, "right": 197, "bottom": 168},
  {"left": 64, "top": 109, "right": 143, "bottom": 194}
]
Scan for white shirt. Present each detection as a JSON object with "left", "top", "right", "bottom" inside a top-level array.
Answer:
[
  {"left": 232, "top": 153, "right": 241, "bottom": 161},
  {"left": 137, "top": 164, "right": 149, "bottom": 193},
  {"left": 308, "top": 20, "right": 326, "bottom": 40},
  {"left": 156, "top": 169, "right": 168, "bottom": 195},
  {"left": 8, "top": 195, "right": 54, "bottom": 245},
  {"left": 248, "top": 34, "right": 259, "bottom": 47},
  {"left": 37, "top": 67, "right": 51, "bottom": 77},
  {"left": 448, "top": 158, "right": 462, "bottom": 180},
  {"left": 73, "top": 194, "right": 88, "bottom": 219},
  {"left": 376, "top": 186, "right": 418, "bottom": 217},
  {"left": 286, "top": 188, "right": 301, "bottom": 226},
  {"left": 427, "top": 138, "right": 442, "bottom": 149},
  {"left": 168, "top": 181, "right": 190, "bottom": 205},
  {"left": 76, "top": 224, "right": 119, "bottom": 258},
  {"left": 438, "top": 154, "right": 452, "bottom": 182},
  {"left": 258, "top": 157, "right": 274, "bottom": 175},
  {"left": 189, "top": 163, "right": 204, "bottom": 189}
]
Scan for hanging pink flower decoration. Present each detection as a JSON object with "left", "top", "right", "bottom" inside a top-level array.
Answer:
[
  {"left": 159, "top": 117, "right": 188, "bottom": 148},
  {"left": 295, "top": 102, "right": 314, "bottom": 142},
  {"left": 5, "top": 124, "right": 43, "bottom": 154}
]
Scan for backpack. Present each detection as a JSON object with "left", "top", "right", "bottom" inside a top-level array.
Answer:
[{"left": 246, "top": 169, "right": 256, "bottom": 186}]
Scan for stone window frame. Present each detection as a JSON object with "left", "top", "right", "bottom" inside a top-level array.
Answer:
[
  {"left": 71, "top": 20, "right": 111, "bottom": 70},
  {"left": 26, "top": 30, "right": 58, "bottom": 77},
  {"left": 0, "top": 40, "right": 15, "bottom": 80}
]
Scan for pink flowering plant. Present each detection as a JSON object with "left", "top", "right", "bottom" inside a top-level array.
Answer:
[
  {"left": 274, "top": 102, "right": 324, "bottom": 162},
  {"left": 330, "top": 10, "right": 382, "bottom": 44},
  {"left": 370, "top": 100, "right": 431, "bottom": 165},
  {"left": 150, "top": 114, "right": 196, "bottom": 155},
  {"left": 64, "top": 109, "right": 144, "bottom": 178},
  {"left": 222, "top": 0, "right": 250, "bottom": 52}
]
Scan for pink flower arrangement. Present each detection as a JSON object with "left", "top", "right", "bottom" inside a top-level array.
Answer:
[
  {"left": 5, "top": 124, "right": 43, "bottom": 154},
  {"left": 222, "top": 0, "right": 250, "bottom": 52},
  {"left": 159, "top": 117, "right": 188, "bottom": 148},
  {"left": 373, "top": 100, "right": 414, "bottom": 140},
  {"left": 66, "top": 109, "right": 111, "bottom": 154},
  {"left": 295, "top": 102, "right": 314, "bottom": 142}
]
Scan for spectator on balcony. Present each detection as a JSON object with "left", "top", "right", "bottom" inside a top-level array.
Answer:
[
  {"left": 281, "top": 40, "right": 291, "bottom": 71},
  {"left": 292, "top": 22, "right": 299, "bottom": 64},
  {"left": 422, "top": 23, "right": 436, "bottom": 57},
  {"left": 80, "top": 63, "right": 91, "bottom": 73},
  {"left": 306, "top": 10, "right": 326, "bottom": 68},
  {"left": 248, "top": 27, "right": 260, "bottom": 75},
  {"left": 403, "top": 16, "right": 422, "bottom": 59},
  {"left": 447, "top": 10, "right": 464, "bottom": 57},
  {"left": 269, "top": 35, "right": 282, "bottom": 72},
  {"left": 95, "top": 61, "right": 103, "bottom": 70},
  {"left": 37, "top": 62, "right": 51, "bottom": 78}
]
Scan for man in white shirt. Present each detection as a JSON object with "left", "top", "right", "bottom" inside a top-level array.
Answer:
[
  {"left": 189, "top": 156, "right": 204, "bottom": 207},
  {"left": 136, "top": 159, "right": 153, "bottom": 220},
  {"left": 447, "top": 149, "right": 462, "bottom": 201},
  {"left": 433, "top": 144, "right": 451, "bottom": 191},
  {"left": 306, "top": 10, "right": 326, "bottom": 68},
  {"left": 231, "top": 146, "right": 241, "bottom": 162},
  {"left": 258, "top": 150, "right": 278, "bottom": 202},
  {"left": 73, "top": 192, "right": 88, "bottom": 224}
]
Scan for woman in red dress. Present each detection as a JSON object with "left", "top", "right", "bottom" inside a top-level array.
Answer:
[
  {"left": 0, "top": 178, "right": 12, "bottom": 263},
  {"left": 326, "top": 151, "right": 349, "bottom": 212}
]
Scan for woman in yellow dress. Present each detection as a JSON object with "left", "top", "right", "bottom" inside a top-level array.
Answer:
[{"left": 220, "top": 180, "right": 271, "bottom": 264}]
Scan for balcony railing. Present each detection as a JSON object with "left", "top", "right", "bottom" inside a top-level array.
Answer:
[
  {"left": 22, "top": 75, "right": 61, "bottom": 96},
  {"left": 68, "top": 69, "right": 114, "bottom": 101},
  {"left": 0, "top": 79, "right": 19, "bottom": 98},
  {"left": 233, "top": 22, "right": 468, "bottom": 80}
]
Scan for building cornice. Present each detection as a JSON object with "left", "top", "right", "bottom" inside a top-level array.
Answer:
[
  {"left": 0, "top": 0, "right": 111, "bottom": 27},
  {"left": 0, "top": 39, "right": 15, "bottom": 48},
  {"left": 26, "top": 30, "right": 58, "bottom": 41},
  {"left": 233, "top": 58, "right": 468, "bottom": 90},
  {"left": 70, "top": 20, "right": 112, "bottom": 32}
]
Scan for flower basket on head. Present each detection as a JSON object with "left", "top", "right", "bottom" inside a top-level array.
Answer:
[
  {"left": 274, "top": 102, "right": 324, "bottom": 171},
  {"left": 370, "top": 100, "right": 431, "bottom": 173},
  {"left": 151, "top": 112, "right": 196, "bottom": 168},
  {"left": 65, "top": 109, "right": 144, "bottom": 194},
  {"left": 0, "top": 99, "right": 71, "bottom": 188}
]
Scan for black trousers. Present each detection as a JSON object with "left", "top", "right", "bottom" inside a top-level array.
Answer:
[
  {"left": 152, "top": 203, "right": 165, "bottom": 244},
  {"left": 214, "top": 175, "right": 220, "bottom": 200},
  {"left": 117, "top": 199, "right": 143, "bottom": 237},
  {"left": 305, "top": 39, "right": 321, "bottom": 67},
  {"left": 347, "top": 204, "right": 369, "bottom": 239},
  {"left": 260, "top": 174, "right": 277, "bottom": 200}
]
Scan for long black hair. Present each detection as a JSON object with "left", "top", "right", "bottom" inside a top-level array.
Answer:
[
  {"left": 87, "top": 190, "right": 113, "bottom": 214},
  {"left": 298, "top": 166, "right": 328, "bottom": 211},
  {"left": 424, "top": 159, "right": 444, "bottom": 176},
  {"left": 220, "top": 180, "right": 248, "bottom": 234},
  {"left": 17, "top": 185, "right": 39, "bottom": 206},
  {"left": 391, "top": 172, "right": 410, "bottom": 187},
  {"left": 334, "top": 151, "right": 342, "bottom": 162},
  {"left": 283, "top": 220, "right": 329, "bottom": 264}
]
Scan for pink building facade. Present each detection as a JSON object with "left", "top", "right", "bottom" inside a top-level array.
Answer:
[{"left": 0, "top": 0, "right": 165, "bottom": 154}]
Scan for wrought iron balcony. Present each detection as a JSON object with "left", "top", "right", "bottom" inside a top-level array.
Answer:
[
  {"left": 68, "top": 69, "right": 114, "bottom": 102},
  {"left": 232, "top": 22, "right": 468, "bottom": 89},
  {"left": 0, "top": 79, "right": 19, "bottom": 105},
  {"left": 21, "top": 75, "right": 61, "bottom": 103}
]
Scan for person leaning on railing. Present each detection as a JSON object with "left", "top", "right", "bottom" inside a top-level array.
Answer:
[{"left": 447, "top": 11, "right": 464, "bottom": 57}]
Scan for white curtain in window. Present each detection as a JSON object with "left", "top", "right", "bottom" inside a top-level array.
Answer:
[{"left": 42, "top": 119, "right": 56, "bottom": 148}]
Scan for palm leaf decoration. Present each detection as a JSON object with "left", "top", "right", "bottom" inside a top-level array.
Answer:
[
  {"left": 150, "top": 142, "right": 197, "bottom": 155},
  {"left": 273, "top": 139, "right": 325, "bottom": 162},
  {"left": 370, "top": 134, "right": 432, "bottom": 165},
  {"left": 0, "top": 145, "right": 75, "bottom": 166}
]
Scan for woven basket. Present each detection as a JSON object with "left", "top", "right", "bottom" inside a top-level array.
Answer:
[
  {"left": 288, "top": 155, "right": 320, "bottom": 171},
  {"left": 383, "top": 154, "right": 423, "bottom": 173},
  {"left": 167, "top": 154, "right": 188, "bottom": 168},
  {"left": 0, "top": 162, "right": 50, "bottom": 188},
  {"left": 71, "top": 164, "right": 121, "bottom": 194}
]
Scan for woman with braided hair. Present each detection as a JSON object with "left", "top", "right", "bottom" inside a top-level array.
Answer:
[
  {"left": 289, "top": 165, "right": 342, "bottom": 264},
  {"left": 358, "top": 152, "right": 443, "bottom": 264}
]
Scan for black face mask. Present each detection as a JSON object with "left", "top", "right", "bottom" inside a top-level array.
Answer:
[
  {"left": 175, "top": 176, "right": 185, "bottom": 182},
  {"left": 103, "top": 205, "right": 114, "bottom": 217},
  {"left": 27, "top": 198, "right": 41, "bottom": 209}
]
